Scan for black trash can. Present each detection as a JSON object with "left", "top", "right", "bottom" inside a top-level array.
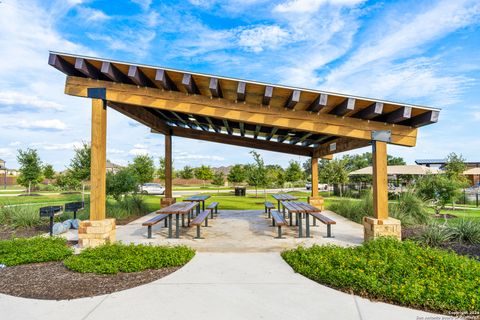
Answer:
[{"left": 235, "top": 187, "right": 246, "bottom": 196}]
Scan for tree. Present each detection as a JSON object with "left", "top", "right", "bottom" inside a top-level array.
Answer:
[
  {"left": 69, "top": 142, "right": 91, "bottom": 201},
  {"left": 194, "top": 165, "right": 213, "bottom": 186},
  {"left": 158, "top": 156, "right": 175, "bottom": 181},
  {"left": 43, "top": 164, "right": 55, "bottom": 180},
  {"left": 266, "top": 164, "right": 284, "bottom": 188},
  {"left": 54, "top": 171, "right": 81, "bottom": 190},
  {"left": 444, "top": 153, "right": 467, "bottom": 182},
  {"left": 178, "top": 165, "right": 195, "bottom": 179},
  {"left": 106, "top": 169, "right": 138, "bottom": 201},
  {"left": 227, "top": 164, "right": 246, "bottom": 185},
  {"left": 319, "top": 159, "right": 349, "bottom": 196},
  {"left": 245, "top": 151, "right": 268, "bottom": 198},
  {"left": 285, "top": 160, "right": 304, "bottom": 187},
  {"left": 212, "top": 171, "right": 224, "bottom": 193},
  {"left": 415, "top": 174, "right": 462, "bottom": 216},
  {"left": 128, "top": 155, "right": 155, "bottom": 185},
  {"left": 17, "top": 148, "right": 43, "bottom": 194}
]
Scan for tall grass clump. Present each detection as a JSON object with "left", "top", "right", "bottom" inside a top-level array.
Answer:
[
  {"left": 418, "top": 223, "right": 452, "bottom": 246},
  {"left": 106, "top": 194, "right": 148, "bottom": 220},
  {"left": 0, "top": 205, "right": 41, "bottom": 228},
  {"left": 449, "top": 219, "right": 480, "bottom": 245},
  {"left": 327, "top": 190, "right": 429, "bottom": 226},
  {"left": 389, "top": 190, "right": 430, "bottom": 226}
]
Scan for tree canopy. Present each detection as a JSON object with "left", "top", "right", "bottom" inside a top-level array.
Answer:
[
  {"left": 128, "top": 155, "right": 155, "bottom": 185},
  {"left": 227, "top": 164, "right": 246, "bottom": 185},
  {"left": 16, "top": 148, "right": 43, "bottom": 191},
  {"left": 69, "top": 142, "right": 91, "bottom": 182}
]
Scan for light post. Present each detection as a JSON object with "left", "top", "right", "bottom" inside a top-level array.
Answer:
[{"left": 3, "top": 160, "right": 6, "bottom": 190}]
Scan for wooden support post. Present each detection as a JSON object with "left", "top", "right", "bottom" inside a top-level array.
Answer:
[
  {"left": 165, "top": 133, "right": 173, "bottom": 199},
  {"left": 90, "top": 98, "right": 107, "bottom": 221},
  {"left": 372, "top": 140, "right": 388, "bottom": 220},
  {"left": 311, "top": 157, "right": 318, "bottom": 198}
]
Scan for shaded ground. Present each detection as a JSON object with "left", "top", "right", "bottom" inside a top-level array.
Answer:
[
  {"left": 0, "top": 225, "right": 49, "bottom": 240},
  {"left": 0, "top": 262, "right": 179, "bottom": 300},
  {"left": 402, "top": 227, "right": 480, "bottom": 261}
]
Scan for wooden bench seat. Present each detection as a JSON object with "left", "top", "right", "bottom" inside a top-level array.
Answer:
[
  {"left": 142, "top": 213, "right": 169, "bottom": 239},
  {"left": 206, "top": 202, "right": 219, "bottom": 218},
  {"left": 264, "top": 201, "right": 275, "bottom": 218},
  {"left": 271, "top": 210, "right": 287, "bottom": 238},
  {"left": 191, "top": 210, "right": 209, "bottom": 239},
  {"left": 310, "top": 212, "right": 336, "bottom": 238}
]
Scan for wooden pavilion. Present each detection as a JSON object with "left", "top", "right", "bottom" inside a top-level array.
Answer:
[{"left": 49, "top": 52, "right": 440, "bottom": 245}]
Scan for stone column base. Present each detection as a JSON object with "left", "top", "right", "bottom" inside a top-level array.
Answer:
[
  {"left": 78, "top": 218, "right": 116, "bottom": 248},
  {"left": 161, "top": 197, "right": 176, "bottom": 208},
  {"left": 308, "top": 196, "right": 324, "bottom": 211},
  {"left": 363, "top": 217, "right": 401, "bottom": 241}
]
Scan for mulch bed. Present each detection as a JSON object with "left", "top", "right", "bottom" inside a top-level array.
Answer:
[
  {"left": 0, "top": 262, "right": 179, "bottom": 300},
  {"left": 403, "top": 227, "right": 480, "bottom": 261},
  {"left": 0, "top": 225, "right": 50, "bottom": 240}
]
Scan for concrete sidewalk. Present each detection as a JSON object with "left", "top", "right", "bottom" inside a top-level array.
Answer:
[{"left": 0, "top": 253, "right": 440, "bottom": 320}]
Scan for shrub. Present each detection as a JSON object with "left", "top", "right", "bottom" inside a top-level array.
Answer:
[
  {"left": 64, "top": 243, "right": 195, "bottom": 274},
  {"left": 0, "top": 205, "right": 41, "bottom": 228},
  {"left": 418, "top": 223, "right": 452, "bottom": 246},
  {"left": 106, "top": 195, "right": 148, "bottom": 220},
  {"left": 389, "top": 191, "right": 430, "bottom": 227},
  {"left": 327, "top": 190, "right": 429, "bottom": 226},
  {"left": 282, "top": 238, "right": 480, "bottom": 313},
  {"left": 449, "top": 219, "right": 480, "bottom": 245},
  {"left": 0, "top": 236, "right": 73, "bottom": 266}
]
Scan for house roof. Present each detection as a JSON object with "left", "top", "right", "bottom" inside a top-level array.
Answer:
[{"left": 349, "top": 165, "right": 440, "bottom": 175}]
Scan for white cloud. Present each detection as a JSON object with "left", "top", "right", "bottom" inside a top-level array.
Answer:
[
  {"left": 10, "top": 119, "right": 68, "bottom": 131},
  {"left": 131, "top": 0, "right": 152, "bottom": 10},
  {"left": 8, "top": 141, "right": 21, "bottom": 147},
  {"left": 0, "top": 91, "right": 64, "bottom": 111},
  {"left": 324, "top": 0, "right": 480, "bottom": 90},
  {"left": 237, "top": 25, "right": 291, "bottom": 52},
  {"left": 107, "top": 148, "right": 125, "bottom": 155},
  {"left": 0, "top": 148, "right": 15, "bottom": 158},
  {"left": 174, "top": 152, "right": 225, "bottom": 161},
  {"left": 87, "top": 30, "right": 156, "bottom": 58},
  {"left": 76, "top": 7, "right": 110, "bottom": 22},
  {"left": 30, "top": 141, "right": 82, "bottom": 150},
  {"left": 274, "top": 0, "right": 366, "bottom": 13},
  {"left": 129, "top": 148, "right": 149, "bottom": 156}
]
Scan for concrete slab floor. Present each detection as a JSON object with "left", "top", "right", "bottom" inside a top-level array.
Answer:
[{"left": 115, "top": 209, "right": 364, "bottom": 252}]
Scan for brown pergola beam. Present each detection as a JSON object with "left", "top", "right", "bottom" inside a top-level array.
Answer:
[
  {"left": 307, "top": 93, "right": 328, "bottom": 112},
  {"left": 400, "top": 110, "right": 439, "bottom": 128},
  {"left": 75, "top": 58, "right": 103, "bottom": 80},
  {"left": 209, "top": 78, "right": 222, "bottom": 98},
  {"left": 236, "top": 82, "right": 246, "bottom": 102},
  {"left": 284, "top": 90, "right": 300, "bottom": 109},
  {"left": 108, "top": 102, "right": 170, "bottom": 134},
  {"left": 330, "top": 98, "right": 356, "bottom": 116},
  {"left": 182, "top": 74, "right": 199, "bottom": 94},
  {"left": 48, "top": 54, "right": 82, "bottom": 77},
  {"left": 352, "top": 102, "right": 383, "bottom": 120},
  {"left": 377, "top": 106, "right": 412, "bottom": 123},
  {"left": 64, "top": 77, "right": 418, "bottom": 146},
  {"left": 101, "top": 62, "right": 133, "bottom": 84},
  {"left": 155, "top": 69, "right": 177, "bottom": 91},
  {"left": 128, "top": 66, "right": 156, "bottom": 88},
  {"left": 262, "top": 86, "right": 273, "bottom": 105},
  {"left": 313, "top": 137, "right": 370, "bottom": 158},
  {"left": 151, "top": 126, "right": 314, "bottom": 157}
]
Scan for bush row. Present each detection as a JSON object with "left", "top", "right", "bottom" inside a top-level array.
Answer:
[{"left": 282, "top": 238, "right": 480, "bottom": 313}]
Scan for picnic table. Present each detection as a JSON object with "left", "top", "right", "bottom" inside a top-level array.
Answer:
[
  {"left": 157, "top": 201, "right": 198, "bottom": 238},
  {"left": 184, "top": 195, "right": 211, "bottom": 214},
  {"left": 281, "top": 201, "right": 319, "bottom": 238},
  {"left": 271, "top": 194, "right": 298, "bottom": 212}
]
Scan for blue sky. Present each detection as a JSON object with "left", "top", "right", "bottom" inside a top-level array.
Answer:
[{"left": 0, "top": 0, "right": 479, "bottom": 171}]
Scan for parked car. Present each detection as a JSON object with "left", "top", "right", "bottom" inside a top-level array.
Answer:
[
  {"left": 140, "top": 183, "right": 165, "bottom": 195},
  {"left": 305, "top": 183, "right": 331, "bottom": 191}
]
